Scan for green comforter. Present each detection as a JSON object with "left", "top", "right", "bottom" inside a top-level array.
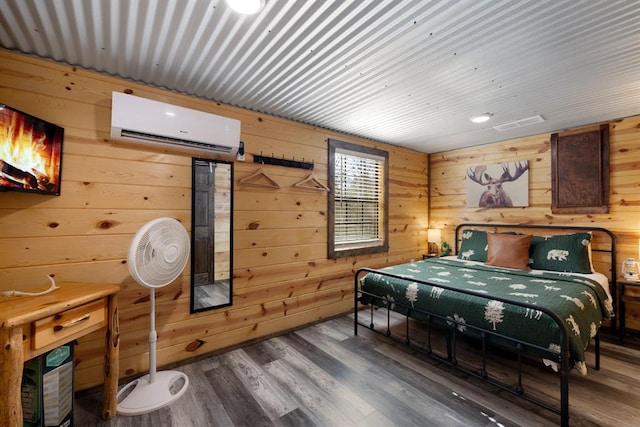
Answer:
[{"left": 360, "top": 258, "right": 614, "bottom": 374}]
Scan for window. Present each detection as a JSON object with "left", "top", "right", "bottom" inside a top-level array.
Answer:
[{"left": 328, "top": 139, "right": 388, "bottom": 258}]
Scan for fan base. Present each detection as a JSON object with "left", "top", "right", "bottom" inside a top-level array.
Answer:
[{"left": 117, "top": 370, "right": 189, "bottom": 416}]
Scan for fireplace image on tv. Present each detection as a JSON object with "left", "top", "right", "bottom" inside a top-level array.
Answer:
[{"left": 0, "top": 103, "right": 64, "bottom": 195}]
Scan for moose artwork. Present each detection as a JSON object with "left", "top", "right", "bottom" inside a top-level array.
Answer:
[{"left": 466, "top": 160, "right": 529, "bottom": 208}]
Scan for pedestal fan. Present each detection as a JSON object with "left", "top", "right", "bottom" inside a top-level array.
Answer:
[{"left": 117, "top": 217, "right": 190, "bottom": 415}]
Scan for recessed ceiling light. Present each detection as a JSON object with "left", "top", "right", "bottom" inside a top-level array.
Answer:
[
  {"left": 225, "top": 0, "right": 265, "bottom": 14},
  {"left": 470, "top": 113, "right": 493, "bottom": 123}
]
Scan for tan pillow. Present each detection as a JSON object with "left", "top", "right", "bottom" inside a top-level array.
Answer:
[{"left": 486, "top": 233, "right": 532, "bottom": 270}]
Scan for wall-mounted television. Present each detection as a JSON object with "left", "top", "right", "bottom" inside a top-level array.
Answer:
[{"left": 0, "top": 103, "right": 64, "bottom": 195}]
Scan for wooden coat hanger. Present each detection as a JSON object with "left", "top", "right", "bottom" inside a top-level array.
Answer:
[
  {"left": 294, "top": 171, "right": 329, "bottom": 192},
  {"left": 239, "top": 167, "right": 280, "bottom": 188}
]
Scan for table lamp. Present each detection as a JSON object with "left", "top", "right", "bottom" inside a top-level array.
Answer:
[
  {"left": 621, "top": 238, "right": 640, "bottom": 280},
  {"left": 427, "top": 228, "right": 441, "bottom": 256}
]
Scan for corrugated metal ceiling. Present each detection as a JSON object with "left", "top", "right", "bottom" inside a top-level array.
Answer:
[{"left": 1, "top": 0, "right": 639, "bottom": 153}]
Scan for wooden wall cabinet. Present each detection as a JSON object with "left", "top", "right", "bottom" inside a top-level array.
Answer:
[{"left": 551, "top": 124, "right": 609, "bottom": 214}]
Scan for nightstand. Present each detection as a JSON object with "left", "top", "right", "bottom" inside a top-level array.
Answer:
[
  {"left": 422, "top": 254, "right": 439, "bottom": 260},
  {"left": 619, "top": 278, "right": 640, "bottom": 344}
]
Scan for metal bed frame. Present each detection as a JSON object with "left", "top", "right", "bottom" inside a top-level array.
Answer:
[{"left": 354, "top": 223, "right": 616, "bottom": 427}]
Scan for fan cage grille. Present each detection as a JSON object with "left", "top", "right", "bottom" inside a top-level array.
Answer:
[{"left": 128, "top": 218, "right": 190, "bottom": 288}]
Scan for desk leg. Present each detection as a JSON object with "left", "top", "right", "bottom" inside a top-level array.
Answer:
[
  {"left": 101, "top": 293, "right": 120, "bottom": 419},
  {"left": 619, "top": 282, "right": 625, "bottom": 345},
  {"left": 1, "top": 326, "right": 24, "bottom": 427}
]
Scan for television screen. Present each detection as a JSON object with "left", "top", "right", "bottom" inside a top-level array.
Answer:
[{"left": 0, "top": 103, "right": 64, "bottom": 195}]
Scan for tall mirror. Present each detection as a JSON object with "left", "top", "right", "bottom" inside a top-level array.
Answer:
[{"left": 191, "top": 158, "right": 233, "bottom": 313}]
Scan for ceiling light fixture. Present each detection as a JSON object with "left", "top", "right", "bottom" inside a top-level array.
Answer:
[
  {"left": 225, "top": 0, "right": 265, "bottom": 14},
  {"left": 470, "top": 113, "right": 493, "bottom": 123}
]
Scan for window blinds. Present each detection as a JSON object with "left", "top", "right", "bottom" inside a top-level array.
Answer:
[{"left": 334, "top": 150, "right": 383, "bottom": 247}]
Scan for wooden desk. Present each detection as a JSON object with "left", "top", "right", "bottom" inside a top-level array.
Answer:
[{"left": 0, "top": 282, "right": 120, "bottom": 427}]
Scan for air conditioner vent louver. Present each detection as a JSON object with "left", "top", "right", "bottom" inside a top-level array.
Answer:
[
  {"left": 110, "top": 92, "right": 240, "bottom": 156},
  {"left": 120, "top": 129, "right": 235, "bottom": 154}
]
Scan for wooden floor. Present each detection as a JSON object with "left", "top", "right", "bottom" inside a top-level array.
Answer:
[
  {"left": 192, "top": 281, "right": 231, "bottom": 311},
  {"left": 75, "top": 311, "right": 640, "bottom": 426}
]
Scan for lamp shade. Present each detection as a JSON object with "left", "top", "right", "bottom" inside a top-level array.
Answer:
[{"left": 427, "top": 228, "right": 441, "bottom": 243}]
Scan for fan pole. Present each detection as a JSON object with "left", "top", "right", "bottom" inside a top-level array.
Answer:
[{"left": 149, "top": 288, "right": 157, "bottom": 384}]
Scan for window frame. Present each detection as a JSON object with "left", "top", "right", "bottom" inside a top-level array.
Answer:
[{"left": 327, "top": 139, "right": 389, "bottom": 259}]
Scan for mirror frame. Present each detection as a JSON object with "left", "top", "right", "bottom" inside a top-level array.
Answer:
[{"left": 190, "top": 157, "right": 234, "bottom": 313}]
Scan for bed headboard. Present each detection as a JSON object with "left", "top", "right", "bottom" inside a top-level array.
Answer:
[{"left": 454, "top": 223, "right": 617, "bottom": 322}]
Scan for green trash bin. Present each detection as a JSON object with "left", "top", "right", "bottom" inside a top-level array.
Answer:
[{"left": 22, "top": 342, "right": 74, "bottom": 427}]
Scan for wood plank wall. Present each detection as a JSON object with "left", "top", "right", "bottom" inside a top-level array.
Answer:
[
  {"left": 429, "top": 115, "right": 640, "bottom": 329},
  {"left": 0, "top": 50, "right": 428, "bottom": 390}
]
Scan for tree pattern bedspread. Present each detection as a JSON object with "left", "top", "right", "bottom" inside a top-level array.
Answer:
[{"left": 359, "top": 258, "right": 614, "bottom": 375}]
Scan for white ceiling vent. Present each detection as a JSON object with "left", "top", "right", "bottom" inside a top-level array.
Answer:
[{"left": 493, "top": 115, "right": 545, "bottom": 132}]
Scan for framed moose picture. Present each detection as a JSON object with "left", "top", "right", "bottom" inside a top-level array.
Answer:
[{"left": 466, "top": 160, "right": 529, "bottom": 208}]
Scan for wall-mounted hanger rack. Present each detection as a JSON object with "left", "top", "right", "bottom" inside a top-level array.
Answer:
[
  {"left": 239, "top": 167, "right": 280, "bottom": 188},
  {"left": 253, "top": 153, "right": 314, "bottom": 170},
  {"left": 294, "top": 171, "right": 330, "bottom": 192}
]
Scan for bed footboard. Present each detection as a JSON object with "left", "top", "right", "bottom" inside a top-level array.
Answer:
[{"left": 354, "top": 267, "right": 574, "bottom": 427}]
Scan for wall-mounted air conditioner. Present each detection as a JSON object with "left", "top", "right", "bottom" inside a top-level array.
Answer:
[{"left": 110, "top": 92, "right": 241, "bottom": 156}]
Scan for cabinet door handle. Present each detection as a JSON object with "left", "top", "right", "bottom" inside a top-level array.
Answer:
[{"left": 54, "top": 314, "right": 90, "bottom": 332}]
